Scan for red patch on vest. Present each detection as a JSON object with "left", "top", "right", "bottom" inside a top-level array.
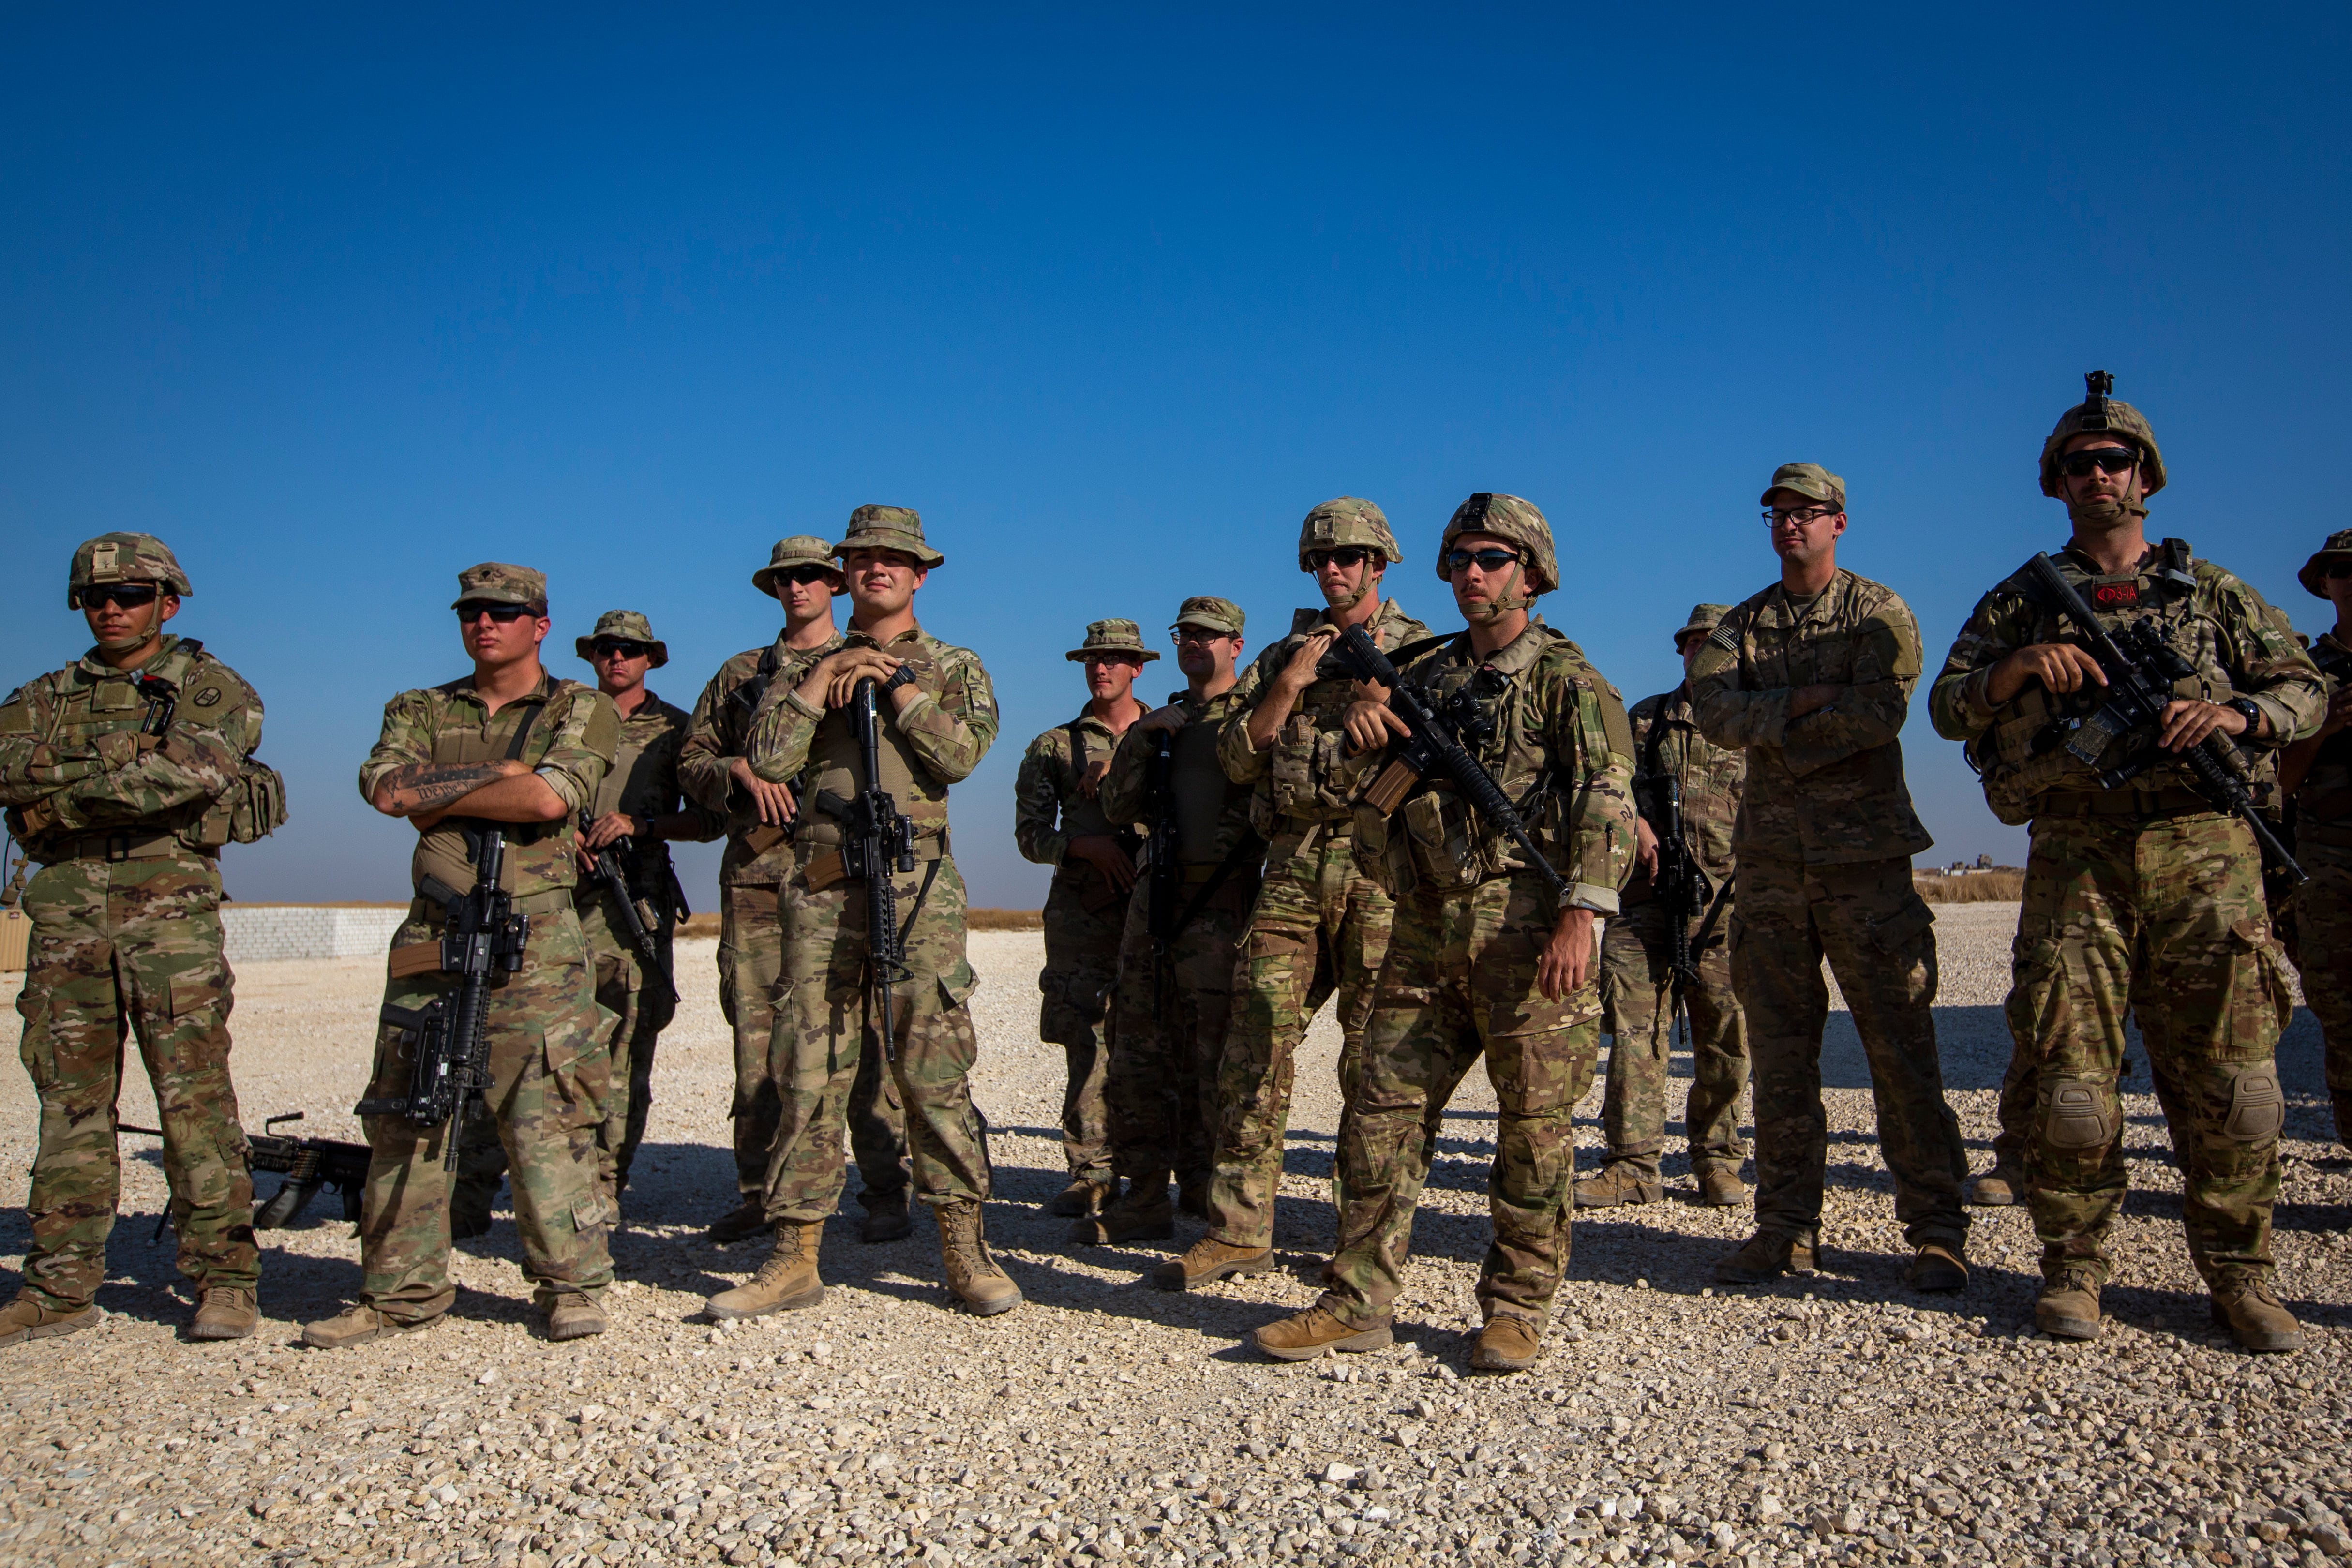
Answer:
[{"left": 2089, "top": 581, "right": 2141, "bottom": 611}]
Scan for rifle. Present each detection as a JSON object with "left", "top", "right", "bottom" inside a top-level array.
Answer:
[
  {"left": 580, "top": 815, "right": 679, "bottom": 1003},
  {"left": 2022, "top": 552, "right": 2306, "bottom": 884},
  {"left": 354, "top": 824, "right": 531, "bottom": 1167},
  {"left": 819, "top": 679, "right": 915, "bottom": 1067},
  {"left": 1145, "top": 727, "right": 1180, "bottom": 1012},
  {"left": 1643, "top": 764, "right": 1705, "bottom": 1046},
  {"left": 123, "top": 1112, "right": 373, "bottom": 1231},
  {"left": 1335, "top": 623, "right": 1571, "bottom": 910}
]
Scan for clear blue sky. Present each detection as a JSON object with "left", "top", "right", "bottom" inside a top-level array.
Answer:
[{"left": 4, "top": 7, "right": 2346, "bottom": 907}]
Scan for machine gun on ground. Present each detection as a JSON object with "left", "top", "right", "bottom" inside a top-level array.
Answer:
[
  {"left": 123, "top": 1111, "right": 372, "bottom": 1231},
  {"left": 581, "top": 817, "right": 679, "bottom": 1003}
]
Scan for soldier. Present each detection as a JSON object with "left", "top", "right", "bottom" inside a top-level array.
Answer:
[
  {"left": 1574, "top": 603, "right": 1752, "bottom": 1210},
  {"left": 678, "top": 538, "right": 912, "bottom": 1246},
  {"left": 1690, "top": 464, "right": 1972, "bottom": 1293},
  {"left": 2280, "top": 529, "right": 2352, "bottom": 1150},
  {"left": 1250, "top": 493, "right": 1636, "bottom": 1370},
  {"left": 1204, "top": 498, "right": 1430, "bottom": 1267},
  {"left": 1013, "top": 620, "right": 1152, "bottom": 1216},
  {"left": 303, "top": 563, "right": 618, "bottom": 1348},
  {"left": 1071, "top": 598, "right": 1263, "bottom": 1260},
  {"left": 708, "top": 505, "right": 1019, "bottom": 1319},
  {"left": 0, "top": 533, "right": 282, "bottom": 1346},
  {"left": 1929, "top": 378, "right": 2323, "bottom": 1349}
]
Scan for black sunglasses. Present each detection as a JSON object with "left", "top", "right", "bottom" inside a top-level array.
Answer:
[
  {"left": 1444, "top": 547, "right": 1522, "bottom": 573},
  {"left": 592, "top": 639, "right": 653, "bottom": 659},
  {"left": 456, "top": 601, "right": 537, "bottom": 624},
  {"left": 2326, "top": 561, "right": 2352, "bottom": 580},
  {"left": 778, "top": 565, "right": 837, "bottom": 587},
  {"left": 2060, "top": 447, "right": 2138, "bottom": 477},
  {"left": 1306, "top": 546, "right": 1376, "bottom": 570},
  {"left": 78, "top": 584, "right": 160, "bottom": 611}
]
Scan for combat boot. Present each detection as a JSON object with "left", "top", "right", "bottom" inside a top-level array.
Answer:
[
  {"left": 1046, "top": 1177, "right": 1112, "bottom": 1218},
  {"left": 706, "top": 1221, "right": 825, "bottom": 1319},
  {"left": 1904, "top": 1242, "right": 1969, "bottom": 1292},
  {"left": 1068, "top": 1172, "right": 1174, "bottom": 1244},
  {"left": 1177, "top": 1176, "right": 1210, "bottom": 1221},
  {"left": 2210, "top": 1277, "right": 2304, "bottom": 1354},
  {"left": 1470, "top": 1314, "right": 1543, "bottom": 1373},
  {"left": 860, "top": 1188, "right": 914, "bottom": 1243},
  {"left": 705, "top": 1196, "right": 769, "bottom": 1245},
  {"left": 301, "top": 1305, "right": 441, "bottom": 1350},
  {"left": 1967, "top": 1164, "right": 2025, "bottom": 1207},
  {"left": 1152, "top": 1237, "right": 1274, "bottom": 1292},
  {"left": 0, "top": 1295, "right": 100, "bottom": 1348},
  {"left": 1694, "top": 1166, "right": 1748, "bottom": 1207},
  {"left": 545, "top": 1291, "right": 608, "bottom": 1342},
  {"left": 1252, "top": 1306, "right": 1391, "bottom": 1361},
  {"left": 449, "top": 1200, "right": 493, "bottom": 1240},
  {"left": 936, "top": 1200, "right": 1022, "bottom": 1316},
  {"left": 189, "top": 1285, "right": 258, "bottom": 1341},
  {"left": 2034, "top": 1267, "right": 2100, "bottom": 1341},
  {"left": 1573, "top": 1164, "right": 1662, "bottom": 1209},
  {"left": 1713, "top": 1229, "right": 1819, "bottom": 1285}
]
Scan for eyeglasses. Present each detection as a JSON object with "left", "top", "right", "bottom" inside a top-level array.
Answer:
[
  {"left": 592, "top": 640, "right": 652, "bottom": 659},
  {"left": 456, "top": 601, "right": 537, "bottom": 624},
  {"left": 1171, "top": 626, "right": 1231, "bottom": 643},
  {"left": 778, "top": 565, "right": 836, "bottom": 587},
  {"left": 1444, "top": 547, "right": 1522, "bottom": 573},
  {"left": 2059, "top": 448, "right": 2138, "bottom": 477},
  {"left": 78, "top": 584, "right": 160, "bottom": 610},
  {"left": 1762, "top": 505, "right": 1841, "bottom": 526},
  {"left": 1306, "top": 547, "right": 1376, "bottom": 570}
]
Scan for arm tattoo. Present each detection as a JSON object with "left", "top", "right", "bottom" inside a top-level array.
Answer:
[{"left": 380, "top": 762, "right": 506, "bottom": 813}]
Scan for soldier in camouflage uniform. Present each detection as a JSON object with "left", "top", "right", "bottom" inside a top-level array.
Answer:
[
  {"left": 1, "top": 534, "right": 282, "bottom": 1346},
  {"left": 1068, "top": 598, "right": 1264, "bottom": 1261},
  {"left": 2280, "top": 530, "right": 2352, "bottom": 1150},
  {"left": 1251, "top": 494, "right": 1636, "bottom": 1371},
  {"left": 1206, "top": 499, "right": 1430, "bottom": 1263},
  {"left": 1013, "top": 620, "right": 1153, "bottom": 1216},
  {"left": 1575, "top": 603, "right": 1752, "bottom": 1210},
  {"left": 303, "top": 563, "right": 619, "bottom": 1349},
  {"left": 1692, "top": 464, "right": 1973, "bottom": 1294},
  {"left": 678, "top": 538, "right": 912, "bottom": 1246},
  {"left": 708, "top": 506, "right": 1021, "bottom": 1320},
  {"left": 1930, "top": 379, "right": 2324, "bottom": 1350}
]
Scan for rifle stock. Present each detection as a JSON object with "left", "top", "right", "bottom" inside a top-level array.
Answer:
[{"left": 583, "top": 817, "right": 680, "bottom": 1003}]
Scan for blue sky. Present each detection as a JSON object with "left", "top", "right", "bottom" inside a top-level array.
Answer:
[{"left": 4, "top": 7, "right": 2346, "bottom": 907}]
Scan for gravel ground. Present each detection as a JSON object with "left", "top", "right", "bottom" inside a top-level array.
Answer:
[{"left": 2, "top": 899, "right": 2347, "bottom": 1568}]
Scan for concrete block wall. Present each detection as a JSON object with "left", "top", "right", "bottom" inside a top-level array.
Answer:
[{"left": 220, "top": 904, "right": 410, "bottom": 965}]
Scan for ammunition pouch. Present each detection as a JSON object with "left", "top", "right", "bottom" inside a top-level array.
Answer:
[
  {"left": 1266, "top": 702, "right": 1370, "bottom": 822},
  {"left": 195, "top": 755, "right": 289, "bottom": 847}
]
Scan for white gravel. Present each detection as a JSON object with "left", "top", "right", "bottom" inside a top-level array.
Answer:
[{"left": 2, "top": 900, "right": 2347, "bottom": 1568}]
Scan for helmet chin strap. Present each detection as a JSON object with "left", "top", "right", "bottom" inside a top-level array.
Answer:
[
  {"left": 91, "top": 597, "right": 164, "bottom": 653},
  {"left": 1321, "top": 567, "right": 1380, "bottom": 614},
  {"left": 1462, "top": 563, "right": 1536, "bottom": 625},
  {"left": 2066, "top": 475, "right": 2148, "bottom": 533}
]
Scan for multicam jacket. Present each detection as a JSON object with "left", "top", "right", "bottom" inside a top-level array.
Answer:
[
  {"left": 576, "top": 692, "right": 722, "bottom": 909},
  {"left": 2295, "top": 631, "right": 2352, "bottom": 847},
  {"left": 1013, "top": 710, "right": 1128, "bottom": 869},
  {"left": 1928, "top": 543, "right": 2325, "bottom": 825},
  {"left": 0, "top": 634, "right": 270, "bottom": 855},
  {"left": 1100, "top": 685, "right": 1258, "bottom": 868},
  {"left": 1624, "top": 685, "right": 1743, "bottom": 905},
  {"left": 1351, "top": 623, "right": 1637, "bottom": 913},
  {"left": 1216, "top": 598, "right": 1431, "bottom": 836},
  {"left": 678, "top": 632, "right": 846, "bottom": 885},
  {"left": 1690, "top": 569, "right": 1933, "bottom": 866},
  {"left": 357, "top": 670, "right": 618, "bottom": 902}
]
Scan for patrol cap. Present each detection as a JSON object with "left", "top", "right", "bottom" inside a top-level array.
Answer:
[
  {"left": 753, "top": 535, "right": 844, "bottom": 597},
  {"left": 451, "top": 562, "right": 549, "bottom": 612},
  {"left": 1296, "top": 497, "right": 1403, "bottom": 570},
  {"left": 1170, "top": 595, "right": 1246, "bottom": 636},
  {"left": 1065, "top": 618, "right": 1158, "bottom": 663},
  {"left": 575, "top": 609, "right": 668, "bottom": 667},
  {"left": 1676, "top": 603, "right": 1733, "bottom": 647},
  {"left": 67, "top": 532, "right": 192, "bottom": 608},
  {"left": 2301, "top": 528, "right": 2352, "bottom": 599},
  {"left": 835, "top": 504, "right": 944, "bottom": 569},
  {"left": 1436, "top": 492, "right": 1558, "bottom": 595},
  {"left": 2039, "top": 370, "right": 2167, "bottom": 500},
  {"left": 1759, "top": 464, "right": 1846, "bottom": 510}
]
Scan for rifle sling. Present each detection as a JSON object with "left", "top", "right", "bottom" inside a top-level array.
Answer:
[{"left": 1167, "top": 833, "right": 1263, "bottom": 944}]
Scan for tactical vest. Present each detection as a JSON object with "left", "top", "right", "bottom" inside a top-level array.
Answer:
[
  {"left": 794, "top": 703, "right": 949, "bottom": 852},
  {"left": 411, "top": 684, "right": 574, "bottom": 898},
  {"left": 1259, "top": 607, "right": 1427, "bottom": 830},
  {"left": 1056, "top": 720, "right": 1120, "bottom": 842},
  {"left": 2298, "top": 641, "right": 2352, "bottom": 837},
  {"left": 1169, "top": 717, "right": 1230, "bottom": 864}
]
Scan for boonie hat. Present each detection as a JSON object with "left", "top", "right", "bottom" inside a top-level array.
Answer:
[
  {"left": 834, "top": 505, "right": 944, "bottom": 569},
  {"left": 2300, "top": 529, "right": 2352, "bottom": 599},
  {"left": 1676, "top": 603, "right": 1733, "bottom": 646},
  {"left": 576, "top": 610, "right": 668, "bottom": 667},
  {"left": 753, "top": 536, "right": 844, "bottom": 597},
  {"left": 1065, "top": 618, "right": 1158, "bottom": 663}
]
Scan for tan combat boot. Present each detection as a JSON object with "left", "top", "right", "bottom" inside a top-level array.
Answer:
[
  {"left": 2034, "top": 1267, "right": 2100, "bottom": 1341},
  {"left": 1694, "top": 1166, "right": 1748, "bottom": 1207},
  {"left": 189, "top": 1285, "right": 258, "bottom": 1341},
  {"left": 1967, "top": 1165, "right": 2024, "bottom": 1207},
  {"left": 1572, "top": 1164, "right": 1663, "bottom": 1209},
  {"left": 707, "top": 1220, "right": 825, "bottom": 1319},
  {"left": 937, "top": 1200, "right": 1022, "bottom": 1316},
  {"left": 1713, "top": 1229, "right": 1820, "bottom": 1285},
  {"left": 546, "top": 1291, "right": 608, "bottom": 1342},
  {"left": 1068, "top": 1172, "right": 1174, "bottom": 1244},
  {"left": 1904, "top": 1242, "right": 1969, "bottom": 1292},
  {"left": 705, "top": 1196, "right": 769, "bottom": 1245},
  {"left": 1252, "top": 1306, "right": 1391, "bottom": 1361},
  {"left": 0, "top": 1294, "right": 101, "bottom": 1348},
  {"left": 1470, "top": 1314, "right": 1543, "bottom": 1373},
  {"left": 1152, "top": 1237, "right": 1275, "bottom": 1292},
  {"left": 2211, "top": 1277, "right": 2304, "bottom": 1354},
  {"left": 859, "top": 1188, "right": 913, "bottom": 1244},
  {"left": 301, "top": 1305, "right": 441, "bottom": 1350},
  {"left": 1046, "top": 1177, "right": 1112, "bottom": 1218}
]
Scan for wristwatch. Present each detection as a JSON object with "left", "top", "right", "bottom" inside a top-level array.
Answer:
[
  {"left": 2223, "top": 696, "right": 2262, "bottom": 735},
  {"left": 882, "top": 663, "right": 918, "bottom": 695}
]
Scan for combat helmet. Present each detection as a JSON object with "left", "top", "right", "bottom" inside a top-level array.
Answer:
[
  {"left": 1296, "top": 497, "right": 1402, "bottom": 571},
  {"left": 2039, "top": 371, "right": 2167, "bottom": 500},
  {"left": 67, "top": 532, "right": 192, "bottom": 609},
  {"left": 1436, "top": 493, "right": 1558, "bottom": 595}
]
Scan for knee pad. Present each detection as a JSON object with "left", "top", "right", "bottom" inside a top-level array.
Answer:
[
  {"left": 2042, "top": 1077, "right": 2115, "bottom": 1152},
  {"left": 2222, "top": 1066, "right": 2283, "bottom": 1142}
]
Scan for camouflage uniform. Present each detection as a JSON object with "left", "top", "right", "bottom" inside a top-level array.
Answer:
[
  {"left": 1208, "top": 593, "right": 1429, "bottom": 1250},
  {"left": 1932, "top": 543, "right": 2323, "bottom": 1290},
  {"left": 2284, "top": 625, "right": 2352, "bottom": 1145},
  {"left": 1321, "top": 583, "right": 1637, "bottom": 1333},
  {"left": 1592, "top": 677, "right": 1749, "bottom": 1183},
  {"left": 349, "top": 572, "right": 619, "bottom": 1323},
  {"left": 745, "top": 618, "right": 998, "bottom": 1222},
  {"left": 1691, "top": 551, "right": 1970, "bottom": 1256},
  {"left": 678, "top": 588, "right": 907, "bottom": 1216},
  {"left": 1, "top": 538, "right": 280, "bottom": 1313}
]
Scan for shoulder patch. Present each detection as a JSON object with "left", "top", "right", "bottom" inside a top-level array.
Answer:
[
  {"left": 191, "top": 686, "right": 223, "bottom": 708},
  {"left": 1708, "top": 622, "right": 1739, "bottom": 652}
]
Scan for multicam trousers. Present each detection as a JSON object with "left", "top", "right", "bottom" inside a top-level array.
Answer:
[
  {"left": 764, "top": 853, "right": 990, "bottom": 1222},
  {"left": 14, "top": 850, "right": 256, "bottom": 1311},
  {"left": 1039, "top": 868, "right": 1121, "bottom": 1182},
  {"left": 1594, "top": 899, "right": 1749, "bottom": 1180},
  {"left": 1101, "top": 869, "right": 1258, "bottom": 1189},
  {"left": 1731, "top": 854, "right": 1968, "bottom": 1252},
  {"left": 2281, "top": 836, "right": 2352, "bottom": 1148},
  {"left": 358, "top": 901, "right": 613, "bottom": 1322},
  {"left": 1320, "top": 873, "right": 1601, "bottom": 1330},
  {"left": 2010, "top": 811, "right": 2294, "bottom": 1286},
  {"left": 1206, "top": 824, "right": 1395, "bottom": 1249}
]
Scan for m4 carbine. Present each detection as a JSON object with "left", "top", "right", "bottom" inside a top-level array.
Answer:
[
  {"left": 817, "top": 678, "right": 916, "bottom": 1067},
  {"left": 123, "top": 1111, "right": 372, "bottom": 1230},
  {"left": 2023, "top": 552, "right": 2306, "bottom": 884},
  {"left": 355, "top": 824, "right": 531, "bottom": 1167},
  {"left": 581, "top": 815, "right": 679, "bottom": 1003}
]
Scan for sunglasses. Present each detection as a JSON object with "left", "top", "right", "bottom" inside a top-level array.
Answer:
[
  {"left": 1762, "top": 505, "right": 1840, "bottom": 526},
  {"left": 1444, "top": 547, "right": 1522, "bottom": 573},
  {"left": 2327, "top": 562, "right": 2352, "bottom": 580},
  {"left": 2059, "top": 447, "right": 2138, "bottom": 477},
  {"left": 78, "top": 584, "right": 160, "bottom": 611},
  {"left": 778, "top": 565, "right": 837, "bottom": 587},
  {"left": 456, "top": 601, "right": 538, "bottom": 624},
  {"left": 592, "top": 640, "right": 653, "bottom": 659},
  {"left": 1306, "top": 547, "right": 1376, "bottom": 570}
]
